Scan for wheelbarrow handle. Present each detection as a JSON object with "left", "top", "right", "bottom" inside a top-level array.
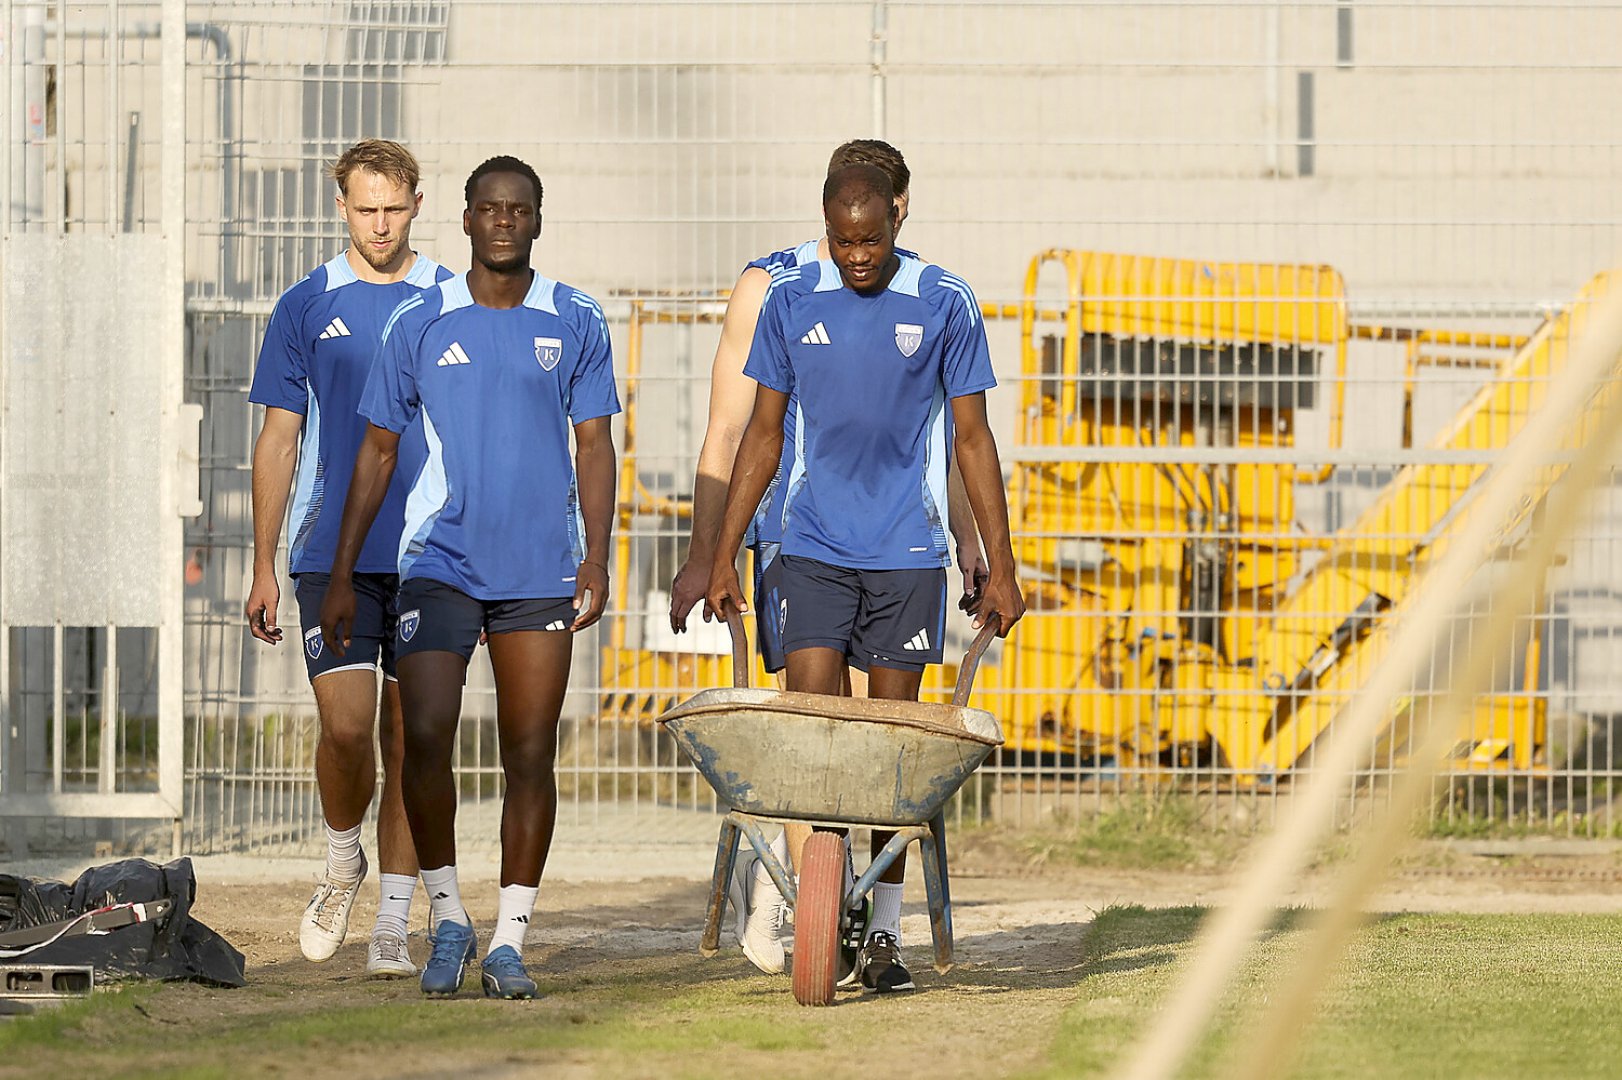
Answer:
[
  {"left": 951, "top": 616, "right": 1001, "bottom": 707},
  {"left": 725, "top": 608, "right": 751, "bottom": 689}
]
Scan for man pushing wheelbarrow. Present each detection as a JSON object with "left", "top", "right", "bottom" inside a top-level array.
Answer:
[{"left": 678, "top": 163, "right": 1024, "bottom": 1004}]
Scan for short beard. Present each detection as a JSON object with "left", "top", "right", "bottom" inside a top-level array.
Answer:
[{"left": 351, "top": 233, "right": 407, "bottom": 271}]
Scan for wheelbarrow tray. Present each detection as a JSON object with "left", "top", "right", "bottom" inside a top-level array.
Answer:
[{"left": 659, "top": 688, "right": 1003, "bottom": 828}]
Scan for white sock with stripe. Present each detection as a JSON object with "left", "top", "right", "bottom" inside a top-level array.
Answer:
[
  {"left": 868, "top": 882, "right": 904, "bottom": 942},
  {"left": 488, "top": 883, "right": 539, "bottom": 956},
  {"left": 374, "top": 873, "right": 415, "bottom": 939},
  {"left": 420, "top": 865, "right": 469, "bottom": 929}
]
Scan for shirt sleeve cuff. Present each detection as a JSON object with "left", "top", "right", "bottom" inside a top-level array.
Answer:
[
  {"left": 247, "top": 392, "right": 308, "bottom": 415},
  {"left": 947, "top": 376, "right": 998, "bottom": 398},
  {"left": 568, "top": 401, "right": 623, "bottom": 425},
  {"left": 743, "top": 365, "right": 792, "bottom": 394},
  {"left": 360, "top": 407, "right": 408, "bottom": 433}
]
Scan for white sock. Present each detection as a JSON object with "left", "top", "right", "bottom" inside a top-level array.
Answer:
[
  {"left": 752, "top": 831, "right": 790, "bottom": 898},
  {"left": 374, "top": 873, "right": 415, "bottom": 939},
  {"left": 420, "top": 865, "right": 469, "bottom": 928},
  {"left": 487, "top": 883, "right": 539, "bottom": 956},
  {"left": 325, "top": 822, "right": 364, "bottom": 882},
  {"left": 869, "top": 881, "right": 904, "bottom": 941}
]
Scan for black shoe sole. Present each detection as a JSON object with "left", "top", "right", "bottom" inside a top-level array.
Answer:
[
  {"left": 482, "top": 985, "right": 536, "bottom": 1000},
  {"left": 861, "top": 964, "right": 916, "bottom": 993}
]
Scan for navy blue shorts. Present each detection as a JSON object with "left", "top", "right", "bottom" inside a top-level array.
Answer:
[
  {"left": 395, "top": 577, "right": 576, "bottom": 663},
  {"left": 294, "top": 572, "right": 398, "bottom": 682},
  {"left": 751, "top": 541, "right": 788, "bottom": 674},
  {"left": 777, "top": 554, "right": 947, "bottom": 673}
]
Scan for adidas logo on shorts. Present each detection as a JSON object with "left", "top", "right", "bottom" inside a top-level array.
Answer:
[
  {"left": 544, "top": 620, "right": 568, "bottom": 631},
  {"left": 900, "top": 628, "right": 932, "bottom": 652}
]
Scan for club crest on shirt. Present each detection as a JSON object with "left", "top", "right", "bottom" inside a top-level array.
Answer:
[
  {"left": 304, "top": 626, "right": 323, "bottom": 660},
  {"left": 399, "top": 609, "right": 421, "bottom": 643},
  {"left": 895, "top": 323, "right": 924, "bottom": 357},
  {"left": 535, "top": 336, "right": 563, "bottom": 371}
]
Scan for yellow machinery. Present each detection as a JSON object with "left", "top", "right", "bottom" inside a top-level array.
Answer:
[
  {"left": 947, "top": 251, "right": 1611, "bottom": 777},
  {"left": 601, "top": 257, "right": 1612, "bottom": 780}
]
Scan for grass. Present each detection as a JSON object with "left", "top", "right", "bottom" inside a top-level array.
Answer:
[
  {"left": 1034, "top": 906, "right": 1622, "bottom": 1079},
  {"left": 1021, "top": 794, "right": 1251, "bottom": 870},
  {"left": 7, "top": 909, "right": 1622, "bottom": 1078}
]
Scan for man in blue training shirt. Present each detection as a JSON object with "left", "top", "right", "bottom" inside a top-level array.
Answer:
[
  {"left": 246, "top": 139, "right": 451, "bottom": 978},
  {"left": 707, "top": 163, "right": 1025, "bottom": 994},
  {"left": 321, "top": 156, "right": 620, "bottom": 1001},
  {"left": 668, "top": 140, "right": 987, "bottom": 976}
]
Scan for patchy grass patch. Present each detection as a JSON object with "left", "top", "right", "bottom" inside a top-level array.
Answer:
[
  {"left": 1022, "top": 796, "right": 1251, "bottom": 871},
  {"left": 1035, "top": 906, "right": 1622, "bottom": 1079}
]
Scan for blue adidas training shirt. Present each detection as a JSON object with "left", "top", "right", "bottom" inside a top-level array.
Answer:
[
  {"left": 361, "top": 271, "right": 622, "bottom": 600},
  {"left": 743, "top": 255, "right": 995, "bottom": 570},
  {"left": 741, "top": 240, "right": 919, "bottom": 550},
  {"left": 249, "top": 251, "right": 452, "bottom": 576}
]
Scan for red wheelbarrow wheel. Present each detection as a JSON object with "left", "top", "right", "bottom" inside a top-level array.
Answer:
[{"left": 791, "top": 831, "right": 845, "bottom": 1006}]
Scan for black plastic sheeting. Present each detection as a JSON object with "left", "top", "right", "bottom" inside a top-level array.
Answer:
[{"left": 0, "top": 858, "right": 245, "bottom": 987}]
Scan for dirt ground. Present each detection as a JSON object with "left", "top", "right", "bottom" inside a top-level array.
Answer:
[{"left": 7, "top": 835, "right": 1622, "bottom": 1079}]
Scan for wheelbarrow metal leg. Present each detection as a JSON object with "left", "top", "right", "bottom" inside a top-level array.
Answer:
[
  {"left": 921, "top": 810, "right": 954, "bottom": 974},
  {"left": 848, "top": 824, "right": 930, "bottom": 908},
  {"left": 731, "top": 812, "right": 799, "bottom": 908},
  {"left": 701, "top": 819, "right": 741, "bottom": 957}
]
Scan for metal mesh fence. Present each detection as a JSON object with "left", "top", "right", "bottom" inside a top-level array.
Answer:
[
  {"left": 8, "top": 1, "right": 1622, "bottom": 852},
  {"left": 0, "top": 0, "right": 187, "bottom": 843}
]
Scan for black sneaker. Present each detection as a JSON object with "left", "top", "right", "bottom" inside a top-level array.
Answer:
[
  {"left": 858, "top": 931, "right": 915, "bottom": 993},
  {"left": 837, "top": 899, "right": 870, "bottom": 988}
]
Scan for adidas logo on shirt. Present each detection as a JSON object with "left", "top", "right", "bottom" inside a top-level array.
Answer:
[
  {"left": 901, "top": 628, "right": 932, "bottom": 652},
  {"left": 799, "top": 322, "right": 831, "bottom": 345},
  {"left": 317, "top": 317, "right": 352, "bottom": 340},
  {"left": 436, "top": 341, "right": 473, "bottom": 367}
]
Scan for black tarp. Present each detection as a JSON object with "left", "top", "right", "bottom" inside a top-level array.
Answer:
[{"left": 0, "top": 857, "right": 245, "bottom": 986}]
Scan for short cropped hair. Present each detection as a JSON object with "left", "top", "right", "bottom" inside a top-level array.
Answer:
[
  {"left": 822, "top": 163, "right": 896, "bottom": 215},
  {"left": 464, "top": 155, "right": 545, "bottom": 209},
  {"left": 828, "top": 139, "right": 910, "bottom": 198},
  {"left": 328, "top": 139, "right": 421, "bottom": 197}
]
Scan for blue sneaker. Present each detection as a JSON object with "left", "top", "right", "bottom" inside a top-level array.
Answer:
[
  {"left": 480, "top": 945, "right": 538, "bottom": 1000},
  {"left": 420, "top": 919, "right": 476, "bottom": 997}
]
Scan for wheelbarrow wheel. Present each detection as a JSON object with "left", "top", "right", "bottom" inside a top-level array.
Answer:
[{"left": 791, "top": 831, "right": 844, "bottom": 1007}]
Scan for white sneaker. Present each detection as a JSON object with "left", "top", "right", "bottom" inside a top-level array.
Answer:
[
  {"left": 299, "top": 851, "right": 367, "bottom": 962},
  {"left": 729, "top": 848, "right": 786, "bottom": 974},
  {"left": 742, "top": 875, "right": 787, "bottom": 975},
  {"left": 366, "top": 930, "right": 417, "bottom": 978}
]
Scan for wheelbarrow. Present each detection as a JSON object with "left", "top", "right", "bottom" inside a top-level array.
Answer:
[{"left": 657, "top": 610, "right": 1004, "bottom": 1005}]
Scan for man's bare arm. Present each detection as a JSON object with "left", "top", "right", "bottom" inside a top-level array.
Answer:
[
  {"left": 704, "top": 386, "right": 790, "bottom": 621},
  {"left": 246, "top": 407, "right": 304, "bottom": 644},
  {"left": 949, "top": 393, "right": 1025, "bottom": 636},
  {"left": 319, "top": 423, "right": 401, "bottom": 654},
  {"left": 947, "top": 457, "right": 988, "bottom": 610},
  {"left": 669, "top": 266, "right": 773, "bottom": 631},
  {"left": 570, "top": 416, "right": 617, "bottom": 631}
]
